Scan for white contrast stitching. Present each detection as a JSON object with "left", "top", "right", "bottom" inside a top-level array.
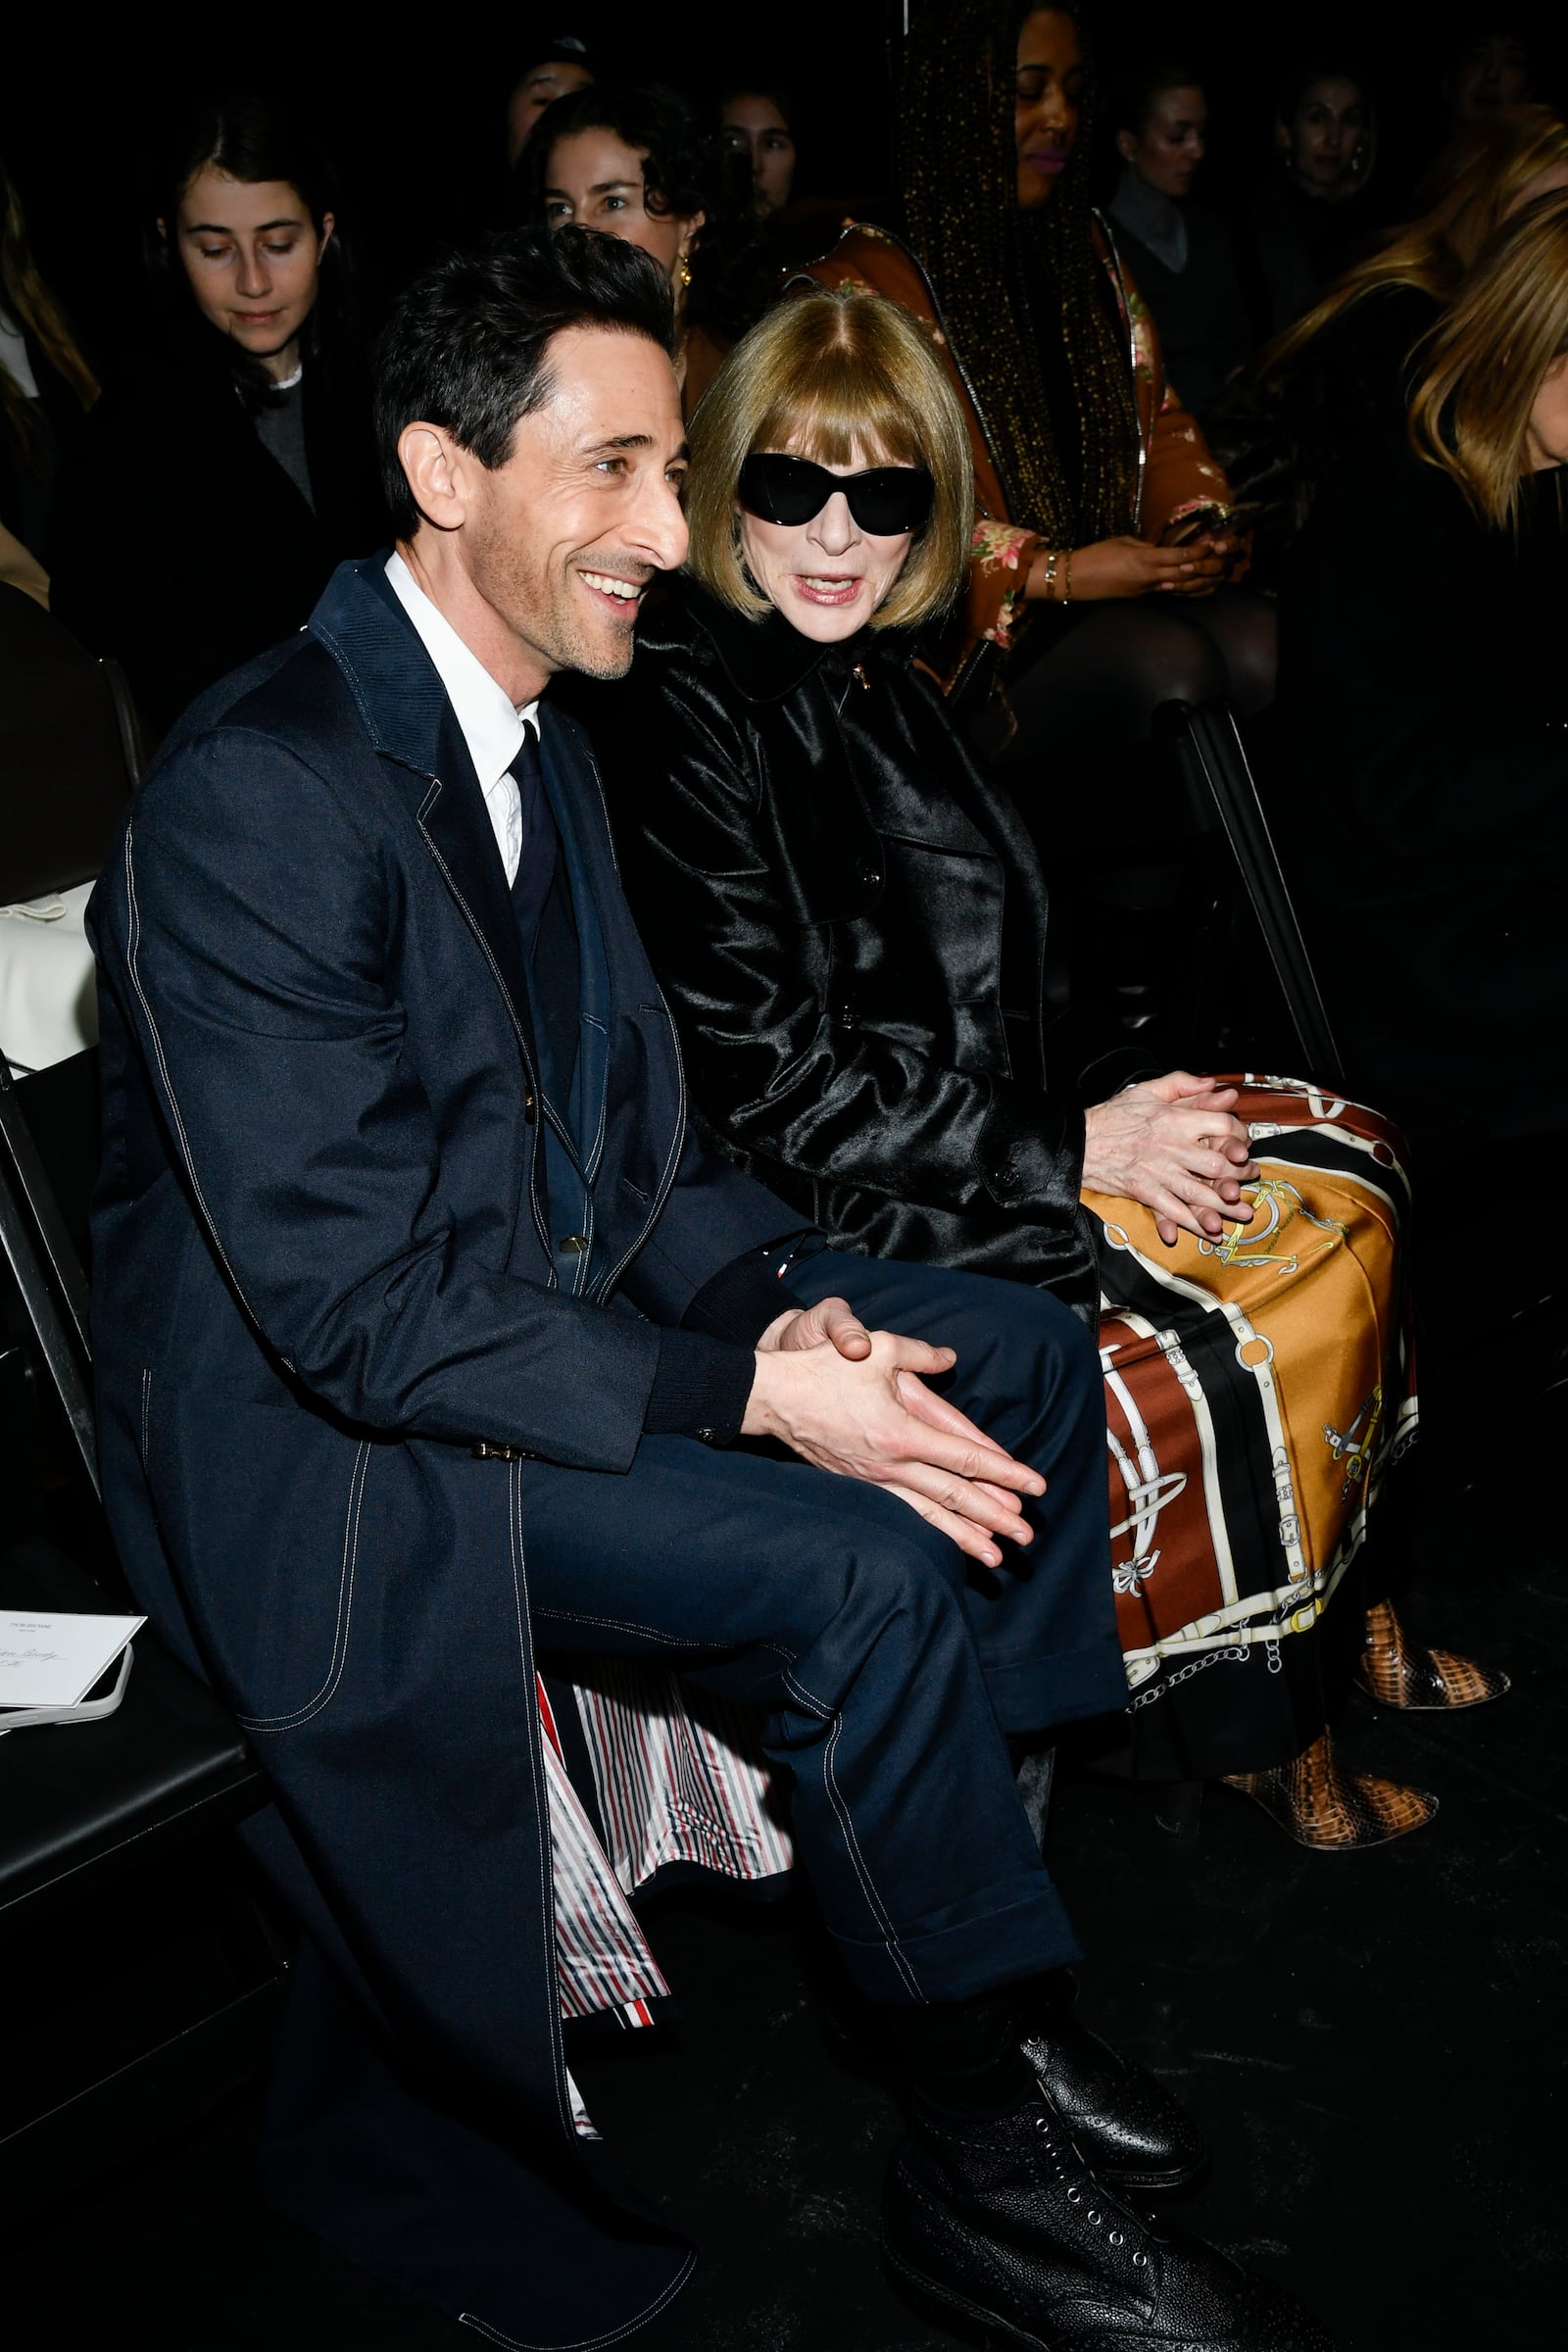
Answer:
[
  {"left": 777, "top": 1663, "right": 836, "bottom": 1719},
  {"left": 458, "top": 2248, "right": 697, "bottom": 2349},
  {"left": 819, "top": 1709, "right": 921, "bottom": 1999},
  {"left": 510, "top": 1459, "right": 575, "bottom": 2141},
  {"left": 534, "top": 1606, "right": 731, "bottom": 1650},
  {"left": 238, "top": 1440, "right": 368, "bottom": 1732},
  {"left": 123, "top": 828, "right": 265, "bottom": 1328}
]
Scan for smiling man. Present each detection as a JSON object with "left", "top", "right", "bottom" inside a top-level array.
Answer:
[{"left": 82, "top": 227, "right": 1265, "bottom": 2352}]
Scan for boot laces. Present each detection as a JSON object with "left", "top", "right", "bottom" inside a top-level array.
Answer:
[{"left": 1028, "top": 2103, "right": 1151, "bottom": 2266}]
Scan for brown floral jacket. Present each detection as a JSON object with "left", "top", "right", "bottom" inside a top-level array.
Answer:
[{"left": 798, "top": 220, "right": 1233, "bottom": 687}]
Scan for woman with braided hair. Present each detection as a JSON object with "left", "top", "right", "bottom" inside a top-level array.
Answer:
[{"left": 801, "top": 2, "right": 1275, "bottom": 770}]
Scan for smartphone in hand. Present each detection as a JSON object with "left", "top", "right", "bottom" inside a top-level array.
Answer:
[{"left": 1162, "top": 501, "right": 1263, "bottom": 547}]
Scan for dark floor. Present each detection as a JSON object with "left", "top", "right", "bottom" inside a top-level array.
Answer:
[{"left": 12, "top": 1363, "right": 1567, "bottom": 2352}]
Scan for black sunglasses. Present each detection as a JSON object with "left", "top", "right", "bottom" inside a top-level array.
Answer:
[{"left": 738, "top": 453, "right": 935, "bottom": 537}]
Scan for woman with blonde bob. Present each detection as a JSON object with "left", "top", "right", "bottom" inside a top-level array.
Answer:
[
  {"left": 583, "top": 284, "right": 1501, "bottom": 1856},
  {"left": 1279, "top": 186, "right": 1568, "bottom": 1153}
]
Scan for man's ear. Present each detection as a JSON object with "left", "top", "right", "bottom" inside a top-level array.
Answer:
[
  {"left": 397, "top": 422, "right": 467, "bottom": 533},
  {"left": 1115, "top": 129, "right": 1137, "bottom": 163}
]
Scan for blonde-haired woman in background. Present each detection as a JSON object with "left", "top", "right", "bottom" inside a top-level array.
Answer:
[
  {"left": 578, "top": 282, "right": 1504, "bottom": 1860},
  {"left": 1261, "top": 103, "right": 1568, "bottom": 516},
  {"left": 1280, "top": 187, "right": 1568, "bottom": 1164}
]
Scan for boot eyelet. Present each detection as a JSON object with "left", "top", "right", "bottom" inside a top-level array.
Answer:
[
  {"left": 1066, "top": 2188, "right": 1082, "bottom": 2203},
  {"left": 1133, "top": 2252, "right": 1148, "bottom": 2267},
  {"left": 1110, "top": 2231, "right": 1125, "bottom": 2245},
  {"left": 1088, "top": 2210, "right": 1102, "bottom": 2224}
]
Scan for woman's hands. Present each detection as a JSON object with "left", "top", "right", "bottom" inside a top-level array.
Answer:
[
  {"left": 1082, "top": 1071, "right": 1258, "bottom": 1248},
  {"left": 1025, "top": 533, "right": 1239, "bottom": 604},
  {"left": 748, "top": 1298, "right": 1044, "bottom": 1569}
]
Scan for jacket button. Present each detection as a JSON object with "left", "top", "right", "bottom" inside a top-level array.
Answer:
[
  {"left": 558, "top": 1234, "right": 590, "bottom": 1255},
  {"left": 860, "top": 864, "right": 882, "bottom": 889},
  {"left": 998, "top": 1160, "right": 1020, "bottom": 1190},
  {"left": 835, "top": 1003, "right": 858, "bottom": 1027}
]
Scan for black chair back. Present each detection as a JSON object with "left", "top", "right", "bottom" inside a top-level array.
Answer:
[
  {"left": 0, "top": 1057, "right": 95, "bottom": 1494},
  {"left": 0, "top": 1048, "right": 278, "bottom": 2223},
  {"left": 1155, "top": 699, "right": 1345, "bottom": 1085},
  {"left": 0, "top": 582, "right": 139, "bottom": 906}
]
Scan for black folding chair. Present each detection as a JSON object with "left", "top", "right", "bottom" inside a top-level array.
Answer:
[
  {"left": 0, "top": 1054, "right": 282, "bottom": 2217},
  {"left": 0, "top": 1057, "right": 96, "bottom": 1494},
  {"left": 1155, "top": 698, "right": 1345, "bottom": 1086},
  {"left": 0, "top": 581, "right": 140, "bottom": 907}
]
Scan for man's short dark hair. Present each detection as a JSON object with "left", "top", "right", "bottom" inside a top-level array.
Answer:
[{"left": 373, "top": 225, "right": 676, "bottom": 540}]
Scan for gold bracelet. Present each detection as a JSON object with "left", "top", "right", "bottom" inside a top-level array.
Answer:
[
  {"left": 1043, "top": 548, "right": 1059, "bottom": 600},
  {"left": 1062, "top": 550, "right": 1073, "bottom": 606}
]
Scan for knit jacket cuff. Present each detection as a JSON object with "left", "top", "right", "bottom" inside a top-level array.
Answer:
[
  {"left": 683, "top": 1249, "right": 807, "bottom": 1346},
  {"left": 643, "top": 1329, "right": 759, "bottom": 1444}
]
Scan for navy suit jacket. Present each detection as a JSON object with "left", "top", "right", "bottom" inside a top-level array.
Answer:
[{"left": 87, "top": 558, "right": 806, "bottom": 2342}]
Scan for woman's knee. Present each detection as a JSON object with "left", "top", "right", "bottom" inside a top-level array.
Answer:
[
  {"left": 1058, "top": 608, "right": 1227, "bottom": 735},
  {"left": 1124, "top": 610, "right": 1229, "bottom": 718},
  {"left": 1005, "top": 607, "right": 1221, "bottom": 752},
  {"left": 1200, "top": 590, "right": 1278, "bottom": 717}
]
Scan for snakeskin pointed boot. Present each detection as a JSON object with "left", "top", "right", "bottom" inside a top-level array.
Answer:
[
  {"left": 1353, "top": 1598, "right": 1510, "bottom": 1710},
  {"left": 1222, "top": 1727, "right": 1438, "bottom": 1850}
]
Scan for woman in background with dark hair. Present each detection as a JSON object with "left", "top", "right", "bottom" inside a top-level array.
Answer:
[
  {"left": 522, "top": 81, "right": 762, "bottom": 416},
  {"left": 1446, "top": 18, "right": 1538, "bottom": 127},
  {"left": 48, "top": 94, "right": 380, "bottom": 739},
  {"left": 1247, "top": 58, "right": 1380, "bottom": 335},
  {"left": 0, "top": 153, "right": 97, "bottom": 562},
  {"left": 719, "top": 80, "right": 797, "bottom": 218},
  {"left": 504, "top": 33, "right": 594, "bottom": 166},
  {"left": 1106, "top": 64, "right": 1250, "bottom": 423},
  {"left": 719, "top": 74, "right": 858, "bottom": 273}
]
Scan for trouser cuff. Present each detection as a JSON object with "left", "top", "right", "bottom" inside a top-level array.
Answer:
[
  {"left": 833, "top": 1885, "right": 1082, "bottom": 2007},
  {"left": 983, "top": 1631, "right": 1130, "bottom": 1736}
]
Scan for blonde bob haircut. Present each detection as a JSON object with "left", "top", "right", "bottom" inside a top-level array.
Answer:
[
  {"left": 684, "top": 285, "right": 975, "bottom": 631},
  {"left": 1410, "top": 186, "right": 1568, "bottom": 531}
]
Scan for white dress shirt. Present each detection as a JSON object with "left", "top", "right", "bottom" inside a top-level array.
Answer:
[{"left": 385, "top": 551, "right": 539, "bottom": 887}]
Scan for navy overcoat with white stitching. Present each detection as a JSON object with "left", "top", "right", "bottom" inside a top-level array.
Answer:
[{"left": 87, "top": 558, "right": 801, "bottom": 2345}]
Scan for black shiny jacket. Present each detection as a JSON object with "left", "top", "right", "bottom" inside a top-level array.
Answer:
[{"left": 578, "top": 581, "right": 1151, "bottom": 1323}]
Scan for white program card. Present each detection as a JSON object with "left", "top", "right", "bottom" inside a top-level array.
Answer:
[{"left": 0, "top": 1611, "right": 146, "bottom": 1710}]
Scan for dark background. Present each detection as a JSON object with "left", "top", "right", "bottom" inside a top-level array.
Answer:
[{"left": 6, "top": 3, "right": 1567, "bottom": 368}]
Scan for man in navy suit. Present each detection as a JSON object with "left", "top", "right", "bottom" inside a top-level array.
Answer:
[{"left": 88, "top": 230, "right": 1325, "bottom": 2352}]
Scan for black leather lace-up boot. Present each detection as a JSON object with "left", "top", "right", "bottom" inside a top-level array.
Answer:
[
  {"left": 1020, "top": 1978, "right": 1206, "bottom": 2191},
  {"left": 868, "top": 1972, "right": 1205, "bottom": 2193},
  {"left": 884, "top": 2091, "right": 1337, "bottom": 2351}
]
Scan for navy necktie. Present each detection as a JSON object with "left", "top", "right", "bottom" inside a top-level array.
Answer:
[
  {"left": 507, "top": 723, "right": 558, "bottom": 961},
  {"left": 507, "top": 722, "right": 580, "bottom": 1126}
]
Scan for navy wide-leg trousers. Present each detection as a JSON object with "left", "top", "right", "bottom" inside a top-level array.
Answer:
[{"left": 525, "top": 1250, "right": 1122, "bottom": 2006}]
